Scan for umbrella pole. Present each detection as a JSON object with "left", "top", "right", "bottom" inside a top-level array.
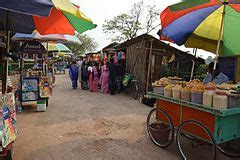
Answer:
[
  {"left": 214, "top": 4, "right": 226, "bottom": 70},
  {"left": 190, "top": 48, "right": 197, "bottom": 80}
]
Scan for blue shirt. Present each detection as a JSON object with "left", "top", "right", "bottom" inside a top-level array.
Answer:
[{"left": 203, "top": 72, "right": 229, "bottom": 85}]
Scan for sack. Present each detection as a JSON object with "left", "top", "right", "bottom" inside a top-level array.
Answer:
[{"left": 122, "top": 73, "right": 131, "bottom": 87}]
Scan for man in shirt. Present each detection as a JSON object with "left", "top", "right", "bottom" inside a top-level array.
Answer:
[{"left": 203, "top": 62, "right": 229, "bottom": 85}]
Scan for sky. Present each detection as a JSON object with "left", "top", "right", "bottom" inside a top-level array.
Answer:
[{"left": 72, "top": 0, "right": 215, "bottom": 59}]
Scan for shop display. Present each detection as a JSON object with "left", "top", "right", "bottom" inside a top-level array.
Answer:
[
  {"left": 2, "top": 93, "right": 17, "bottom": 148},
  {"left": 21, "top": 78, "right": 39, "bottom": 102},
  {"left": 39, "top": 77, "right": 52, "bottom": 98},
  {"left": 152, "top": 77, "right": 239, "bottom": 110}
]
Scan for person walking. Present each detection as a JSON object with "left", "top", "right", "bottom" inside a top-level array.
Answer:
[
  {"left": 108, "top": 58, "right": 117, "bottom": 95},
  {"left": 100, "top": 60, "right": 109, "bottom": 93},
  {"left": 81, "top": 61, "right": 89, "bottom": 90},
  {"left": 69, "top": 61, "right": 79, "bottom": 89},
  {"left": 89, "top": 62, "right": 99, "bottom": 92}
]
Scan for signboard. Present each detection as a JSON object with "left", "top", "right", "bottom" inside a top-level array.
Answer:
[
  {"left": 39, "top": 77, "right": 52, "bottom": 98},
  {"left": 19, "top": 41, "right": 46, "bottom": 53},
  {"left": 2, "top": 93, "right": 17, "bottom": 148},
  {"left": 21, "top": 77, "right": 39, "bottom": 102}
]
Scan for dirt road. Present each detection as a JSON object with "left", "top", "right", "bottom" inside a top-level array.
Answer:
[{"left": 14, "top": 73, "right": 232, "bottom": 160}]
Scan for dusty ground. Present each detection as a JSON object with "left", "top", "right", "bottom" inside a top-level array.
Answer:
[{"left": 14, "top": 73, "right": 233, "bottom": 160}]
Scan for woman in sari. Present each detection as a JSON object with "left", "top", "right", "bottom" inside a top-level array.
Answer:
[
  {"left": 69, "top": 61, "right": 79, "bottom": 89},
  {"left": 89, "top": 62, "right": 99, "bottom": 92},
  {"left": 100, "top": 60, "right": 109, "bottom": 93}
]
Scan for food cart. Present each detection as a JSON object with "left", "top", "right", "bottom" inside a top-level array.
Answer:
[
  {"left": 147, "top": 78, "right": 240, "bottom": 159},
  {"left": 18, "top": 41, "right": 52, "bottom": 111}
]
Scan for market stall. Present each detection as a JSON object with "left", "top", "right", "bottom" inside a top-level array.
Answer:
[{"left": 18, "top": 41, "right": 52, "bottom": 112}]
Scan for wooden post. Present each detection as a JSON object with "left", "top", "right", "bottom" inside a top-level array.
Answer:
[{"left": 146, "top": 39, "right": 153, "bottom": 93}]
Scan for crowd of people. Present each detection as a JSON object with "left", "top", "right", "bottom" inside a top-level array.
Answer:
[{"left": 69, "top": 52, "right": 126, "bottom": 95}]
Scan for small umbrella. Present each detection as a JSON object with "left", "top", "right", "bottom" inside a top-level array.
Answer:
[
  {"left": 12, "top": 30, "right": 81, "bottom": 44},
  {"left": 47, "top": 43, "right": 71, "bottom": 52},
  {"left": 160, "top": 0, "right": 240, "bottom": 57}
]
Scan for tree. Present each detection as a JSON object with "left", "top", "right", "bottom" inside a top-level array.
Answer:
[
  {"left": 102, "top": 1, "right": 160, "bottom": 42},
  {"left": 65, "top": 34, "right": 98, "bottom": 56}
]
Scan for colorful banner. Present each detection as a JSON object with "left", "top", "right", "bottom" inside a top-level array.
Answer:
[
  {"left": 39, "top": 77, "right": 52, "bottom": 98},
  {"left": 2, "top": 93, "right": 17, "bottom": 148}
]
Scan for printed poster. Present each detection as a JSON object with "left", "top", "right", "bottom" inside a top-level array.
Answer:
[
  {"left": 2, "top": 93, "right": 17, "bottom": 148},
  {"left": 39, "top": 77, "right": 52, "bottom": 98}
]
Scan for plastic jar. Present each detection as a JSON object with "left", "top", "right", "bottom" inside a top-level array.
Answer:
[
  {"left": 164, "top": 88, "right": 172, "bottom": 97},
  {"left": 228, "top": 92, "right": 240, "bottom": 109},
  {"left": 191, "top": 91, "right": 203, "bottom": 104},
  {"left": 153, "top": 86, "right": 164, "bottom": 95},
  {"left": 203, "top": 87, "right": 216, "bottom": 107},
  {"left": 181, "top": 90, "right": 191, "bottom": 102},
  {"left": 172, "top": 88, "right": 181, "bottom": 99},
  {"left": 213, "top": 91, "right": 228, "bottom": 110}
]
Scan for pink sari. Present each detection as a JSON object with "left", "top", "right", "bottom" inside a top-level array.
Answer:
[
  {"left": 89, "top": 66, "right": 98, "bottom": 92},
  {"left": 100, "top": 65, "right": 109, "bottom": 93}
]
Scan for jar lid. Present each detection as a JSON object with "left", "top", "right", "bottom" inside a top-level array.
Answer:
[
  {"left": 205, "top": 86, "right": 216, "bottom": 90},
  {"left": 216, "top": 91, "right": 227, "bottom": 96}
]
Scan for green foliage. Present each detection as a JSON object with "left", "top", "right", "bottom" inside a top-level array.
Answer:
[
  {"left": 65, "top": 34, "right": 98, "bottom": 56},
  {"left": 103, "top": 1, "right": 160, "bottom": 42}
]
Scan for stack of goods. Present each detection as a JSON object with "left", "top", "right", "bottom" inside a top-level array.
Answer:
[
  {"left": 152, "top": 78, "right": 240, "bottom": 110},
  {"left": 152, "top": 77, "right": 171, "bottom": 95}
]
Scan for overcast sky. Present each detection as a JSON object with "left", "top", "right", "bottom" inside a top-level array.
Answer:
[{"left": 72, "top": 0, "right": 214, "bottom": 59}]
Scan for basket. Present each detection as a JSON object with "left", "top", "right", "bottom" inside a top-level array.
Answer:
[{"left": 149, "top": 123, "right": 171, "bottom": 142}]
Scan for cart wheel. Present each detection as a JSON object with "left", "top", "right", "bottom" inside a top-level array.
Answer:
[
  {"left": 5, "top": 150, "right": 13, "bottom": 160},
  {"left": 176, "top": 120, "right": 217, "bottom": 160},
  {"left": 146, "top": 108, "right": 174, "bottom": 148},
  {"left": 217, "top": 143, "right": 240, "bottom": 157}
]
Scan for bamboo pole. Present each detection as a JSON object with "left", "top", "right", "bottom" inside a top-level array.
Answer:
[{"left": 146, "top": 39, "right": 154, "bottom": 92}]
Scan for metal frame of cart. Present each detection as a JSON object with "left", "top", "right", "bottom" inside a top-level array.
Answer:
[{"left": 146, "top": 92, "right": 240, "bottom": 159}]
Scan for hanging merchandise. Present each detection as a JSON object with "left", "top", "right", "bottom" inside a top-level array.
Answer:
[
  {"left": 2, "top": 93, "right": 17, "bottom": 148},
  {"left": 39, "top": 77, "right": 52, "bottom": 98}
]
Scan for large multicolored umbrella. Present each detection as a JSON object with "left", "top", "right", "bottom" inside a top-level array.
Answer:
[
  {"left": 0, "top": 0, "right": 54, "bottom": 33},
  {"left": 160, "top": 0, "right": 240, "bottom": 56},
  {"left": 0, "top": 0, "right": 96, "bottom": 35},
  {"left": 12, "top": 31, "right": 81, "bottom": 44},
  {"left": 34, "top": 0, "right": 97, "bottom": 35}
]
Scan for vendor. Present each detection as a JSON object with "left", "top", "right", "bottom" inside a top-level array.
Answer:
[{"left": 203, "top": 62, "right": 229, "bottom": 85}]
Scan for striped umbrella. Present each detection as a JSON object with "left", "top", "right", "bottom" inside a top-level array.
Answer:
[
  {"left": 34, "top": 0, "right": 97, "bottom": 35},
  {"left": 0, "top": 0, "right": 96, "bottom": 35},
  {"left": 160, "top": 0, "right": 240, "bottom": 57},
  {"left": 46, "top": 43, "right": 71, "bottom": 52},
  {"left": 12, "top": 30, "right": 81, "bottom": 44}
]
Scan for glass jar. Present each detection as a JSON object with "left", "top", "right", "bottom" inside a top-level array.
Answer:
[{"left": 213, "top": 91, "right": 228, "bottom": 110}]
